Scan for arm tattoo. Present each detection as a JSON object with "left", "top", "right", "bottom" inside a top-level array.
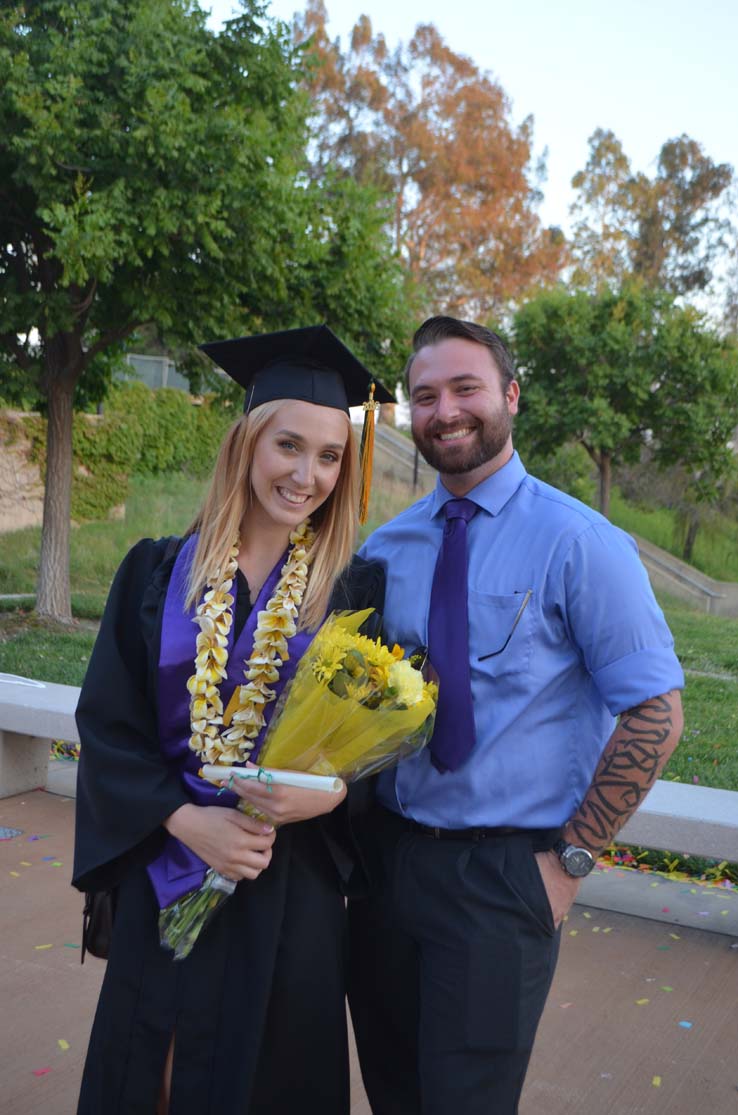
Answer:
[{"left": 568, "top": 693, "right": 678, "bottom": 855}]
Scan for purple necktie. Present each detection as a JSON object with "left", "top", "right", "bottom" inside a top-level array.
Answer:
[{"left": 428, "top": 498, "right": 479, "bottom": 773}]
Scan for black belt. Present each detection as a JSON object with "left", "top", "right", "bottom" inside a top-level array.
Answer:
[{"left": 393, "top": 815, "right": 529, "bottom": 842}]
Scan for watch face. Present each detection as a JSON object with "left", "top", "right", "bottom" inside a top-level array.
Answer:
[{"left": 562, "top": 846, "right": 595, "bottom": 877}]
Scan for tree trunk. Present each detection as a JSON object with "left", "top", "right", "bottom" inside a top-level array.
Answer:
[
  {"left": 598, "top": 452, "right": 612, "bottom": 518},
  {"left": 682, "top": 510, "right": 701, "bottom": 563},
  {"left": 36, "top": 374, "right": 75, "bottom": 622}
]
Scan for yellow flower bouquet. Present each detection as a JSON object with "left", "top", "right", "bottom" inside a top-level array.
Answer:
[{"left": 252, "top": 607, "right": 437, "bottom": 781}]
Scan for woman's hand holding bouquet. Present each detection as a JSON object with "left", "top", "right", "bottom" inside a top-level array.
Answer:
[{"left": 164, "top": 803, "right": 276, "bottom": 881}]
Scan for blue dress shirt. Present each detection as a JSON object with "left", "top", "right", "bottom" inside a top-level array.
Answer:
[{"left": 360, "top": 452, "right": 685, "bottom": 829}]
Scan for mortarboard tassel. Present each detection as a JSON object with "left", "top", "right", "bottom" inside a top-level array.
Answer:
[{"left": 359, "top": 382, "right": 379, "bottom": 524}]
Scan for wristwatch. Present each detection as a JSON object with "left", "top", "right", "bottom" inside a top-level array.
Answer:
[{"left": 551, "top": 839, "right": 596, "bottom": 878}]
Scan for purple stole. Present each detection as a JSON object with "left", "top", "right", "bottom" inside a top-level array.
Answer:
[{"left": 147, "top": 534, "right": 315, "bottom": 908}]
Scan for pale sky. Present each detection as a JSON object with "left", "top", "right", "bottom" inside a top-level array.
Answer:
[{"left": 207, "top": 0, "right": 738, "bottom": 234}]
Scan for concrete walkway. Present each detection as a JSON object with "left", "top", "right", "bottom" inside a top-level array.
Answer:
[{"left": 2, "top": 788, "right": 737, "bottom": 1115}]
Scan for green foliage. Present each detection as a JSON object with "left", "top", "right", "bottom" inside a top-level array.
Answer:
[
  {"left": 0, "top": 0, "right": 413, "bottom": 394},
  {"left": 276, "top": 175, "right": 415, "bottom": 391},
  {"left": 516, "top": 441, "right": 597, "bottom": 506},
  {"left": 0, "top": 1, "right": 415, "bottom": 618},
  {"left": 513, "top": 283, "right": 738, "bottom": 516},
  {"left": 611, "top": 491, "right": 738, "bottom": 583},
  {"left": 515, "top": 284, "right": 659, "bottom": 460},
  {"left": 14, "top": 383, "right": 233, "bottom": 523}
]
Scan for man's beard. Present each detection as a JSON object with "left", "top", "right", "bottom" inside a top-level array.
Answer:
[{"left": 412, "top": 408, "right": 513, "bottom": 475}]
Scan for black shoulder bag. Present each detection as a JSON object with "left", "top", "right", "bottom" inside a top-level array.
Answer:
[{"left": 81, "top": 889, "right": 118, "bottom": 963}]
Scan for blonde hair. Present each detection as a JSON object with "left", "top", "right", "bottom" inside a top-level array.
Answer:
[{"left": 185, "top": 400, "right": 359, "bottom": 629}]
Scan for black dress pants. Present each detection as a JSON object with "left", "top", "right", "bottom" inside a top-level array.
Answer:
[{"left": 348, "top": 807, "right": 561, "bottom": 1115}]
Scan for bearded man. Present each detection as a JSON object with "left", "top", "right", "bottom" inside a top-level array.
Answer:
[{"left": 348, "top": 315, "right": 684, "bottom": 1115}]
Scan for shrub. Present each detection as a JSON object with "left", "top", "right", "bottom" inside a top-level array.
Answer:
[{"left": 16, "top": 382, "right": 234, "bottom": 523}]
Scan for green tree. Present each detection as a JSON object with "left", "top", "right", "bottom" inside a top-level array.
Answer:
[
  {"left": 0, "top": 0, "right": 410, "bottom": 621},
  {"left": 646, "top": 310, "right": 738, "bottom": 560},
  {"left": 513, "top": 285, "right": 738, "bottom": 522},
  {"left": 570, "top": 128, "right": 733, "bottom": 296}
]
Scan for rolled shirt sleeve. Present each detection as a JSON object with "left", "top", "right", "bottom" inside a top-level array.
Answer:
[{"left": 556, "top": 522, "right": 685, "bottom": 714}]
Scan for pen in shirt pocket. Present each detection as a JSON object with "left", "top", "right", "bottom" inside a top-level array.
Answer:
[{"left": 478, "top": 589, "right": 533, "bottom": 662}]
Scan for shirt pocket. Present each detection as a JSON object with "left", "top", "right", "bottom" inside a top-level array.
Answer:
[{"left": 468, "top": 589, "right": 534, "bottom": 679}]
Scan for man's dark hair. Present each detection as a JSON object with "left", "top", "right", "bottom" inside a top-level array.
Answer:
[{"left": 405, "top": 316, "right": 516, "bottom": 391}]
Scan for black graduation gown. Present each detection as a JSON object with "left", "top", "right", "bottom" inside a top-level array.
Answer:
[{"left": 72, "top": 537, "right": 385, "bottom": 1115}]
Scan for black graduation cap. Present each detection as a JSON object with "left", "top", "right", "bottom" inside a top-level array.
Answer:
[{"left": 199, "top": 324, "right": 396, "bottom": 413}]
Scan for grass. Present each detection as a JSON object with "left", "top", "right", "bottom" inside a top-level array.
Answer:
[
  {"left": 610, "top": 489, "right": 738, "bottom": 583},
  {"left": 0, "top": 612, "right": 96, "bottom": 686},
  {"left": 0, "top": 473, "right": 206, "bottom": 597},
  {"left": 650, "top": 593, "right": 738, "bottom": 792},
  {"left": 666, "top": 675, "right": 738, "bottom": 791}
]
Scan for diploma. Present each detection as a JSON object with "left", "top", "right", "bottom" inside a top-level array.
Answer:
[{"left": 200, "top": 764, "right": 343, "bottom": 793}]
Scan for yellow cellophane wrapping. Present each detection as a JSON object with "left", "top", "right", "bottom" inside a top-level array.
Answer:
[{"left": 255, "top": 610, "right": 436, "bottom": 782}]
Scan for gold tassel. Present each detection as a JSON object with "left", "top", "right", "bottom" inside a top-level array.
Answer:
[{"left": 359, "top": 382, "right": 378, "bottom": 524}]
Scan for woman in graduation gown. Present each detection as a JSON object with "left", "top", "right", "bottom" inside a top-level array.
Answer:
[{"left": 72, "top": 326, "right": 393, "bottom": 1115}]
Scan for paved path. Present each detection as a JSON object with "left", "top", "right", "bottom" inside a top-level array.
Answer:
[{"left": 2, "top": 790, "right": 737, "bottom": 1115}]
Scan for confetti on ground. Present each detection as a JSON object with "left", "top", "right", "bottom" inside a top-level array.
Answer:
[
  {"left": 57, "top": 1039, "right": 69, "bottom": 1051},
  {"left": 569, "top": 930, "right": 578, "bottom": 936},
  {"left": 600, "top": 1073, "right": 613, "bottom": 1079},
  {"left": 41, "top": 856, "right": 55, "bottom": 862},
  {"left": 602, "top": 927, "right": 612, "bottom": 934},
  {"left": 661, "top": 907, "right": 670, "bottom": 913},
  {"left": 20, "top": 860, "right": 32, "bottom": 866},
  {"left": 661, "top": 986, "right": 674, "bottom": 992},
  {"left": 721, "top": 910, "right": 729, "bottom": 916},
  {"left": 679, "top": 1021, "right": 693, "bottom": 1029},
  {"left": 652, "top": 1076, "right": 662, "bottom": 1088},
  {"left": 51, "top": 861, "right": 63, "bottom": 867},
  {"left": 0, "top": 826, "right": 23, "bottom": 839},
  {"left": 657, "top": 945, "right": 670, "bottom": 951},
  {"left": 560, "top": 1002, "right": 573, "bottom": 1009},
  {"left": 592, "top": 926, "right": 600, "bottom": 932},
  {"left": 635, "top": 998, "right": 650, "bottom": 1005},
  {"left": 582, "top": 911, "right": 592, "bottom": 919},
  {"left": 34, "top": 944, "right": 52, "bottom": 951},
  {"left": 669, "top": 933, "right": 681, "bottom": 940},
  {"left": 9, "top": 871, "right": 20, "bottom": 877},
  {"left": 32, "top": 1068, "right": 52, "bottom": 1077},
  {"left": 63, "top": 943, "right": 81, "bottom": 949},
  {"left": 650, "top": 882, "right": 660, "bottom": 888}
]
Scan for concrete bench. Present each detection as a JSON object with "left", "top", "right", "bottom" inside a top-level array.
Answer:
[
  {"left": 617, "top": 780, "right": 738, "bottom": 861},
  {"left": 0, "top": 674, "right": 80, "bottom": 797}
]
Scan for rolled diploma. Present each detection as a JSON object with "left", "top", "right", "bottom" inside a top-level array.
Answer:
[{"left": 200, "top": 764, "right": 343, "bottom": 793}]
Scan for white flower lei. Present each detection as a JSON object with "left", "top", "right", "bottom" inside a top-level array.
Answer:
[{"left": 187, "top": 520, "right": 315, "bottom": 764}]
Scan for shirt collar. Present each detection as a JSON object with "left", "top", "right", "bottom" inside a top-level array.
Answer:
[{"left": 430, "top": 450, "right": 527, "bottom": 519}]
